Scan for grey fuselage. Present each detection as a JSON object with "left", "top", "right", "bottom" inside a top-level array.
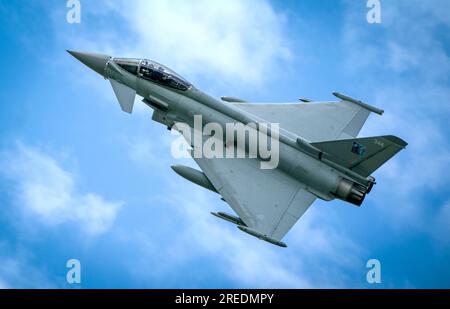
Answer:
[{"left": 104, "top": 58, "right": 369, "bottom": 203}]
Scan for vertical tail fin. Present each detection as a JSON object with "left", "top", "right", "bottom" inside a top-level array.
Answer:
[{"left": 312, "top": 135, "right": 407, "bottom": 177}]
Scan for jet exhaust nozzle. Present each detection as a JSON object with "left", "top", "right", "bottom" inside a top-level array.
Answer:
[{"left": 334, "top": 178, "right": 370, "bottom": 206}]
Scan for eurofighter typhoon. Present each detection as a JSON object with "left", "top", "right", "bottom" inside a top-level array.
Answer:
[{"left": 68, "top": 51, "right": 407, "bottom": 247}]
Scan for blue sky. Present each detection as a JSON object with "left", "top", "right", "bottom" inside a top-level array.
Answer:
[{"left": 0, "top": 0, "right": 449, "bottom": 288}]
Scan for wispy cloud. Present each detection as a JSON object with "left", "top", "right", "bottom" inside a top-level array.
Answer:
[
  {"left": 432, "top": 200, "right": 450, "bottom": 246},
  {"left": 342, "top": 1, "right": 450, "bottom": 240},
  {"left": 0, "top": 241, "right": 57, "bottom": 289},
  {"left": 62, "top": 0, "right": 292, "bottom": 88},
  {"left": 0, "top": 142, "right": 122, "bottom": 235},
  {"left": 119, "top": 0, "right": 291, "bottom": 86}
]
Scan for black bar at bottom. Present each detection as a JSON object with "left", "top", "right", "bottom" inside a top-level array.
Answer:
[{"left": 0, "top": 289, "right": 449, "bottom": 307}]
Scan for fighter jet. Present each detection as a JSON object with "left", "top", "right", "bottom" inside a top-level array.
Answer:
[{"left": 68, "top": 51, "right": 407, "bottom": 247}]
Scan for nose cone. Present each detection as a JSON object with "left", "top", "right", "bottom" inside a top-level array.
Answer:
[{"left": 67, "top": 50, "right": 111, "bottom": 75}]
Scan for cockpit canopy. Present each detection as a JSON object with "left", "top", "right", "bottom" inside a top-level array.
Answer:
[{"left": 113, "top": 58, "right": 192, "bottom": 91}]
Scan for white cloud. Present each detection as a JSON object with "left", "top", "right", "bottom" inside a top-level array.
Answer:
[
  {"left": 1, "top": 143, "right": 121, "bottom": 235},
  {"left": 342, "top": 1, "right": 450, "bottom": 238},
  {"left": 126, "top": 0, "right": 291, "bottom": 86},
  {"left": 67, "top": 0, "right": 291, "bottom": 88}
]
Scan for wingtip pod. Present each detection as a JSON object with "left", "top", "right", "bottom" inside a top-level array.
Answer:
[
  {"left": 332, "top": 92, "right": 384, "bottom": 116},
  {"left": 237, "top": 225, "right": 287, "bottom": 248}
]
